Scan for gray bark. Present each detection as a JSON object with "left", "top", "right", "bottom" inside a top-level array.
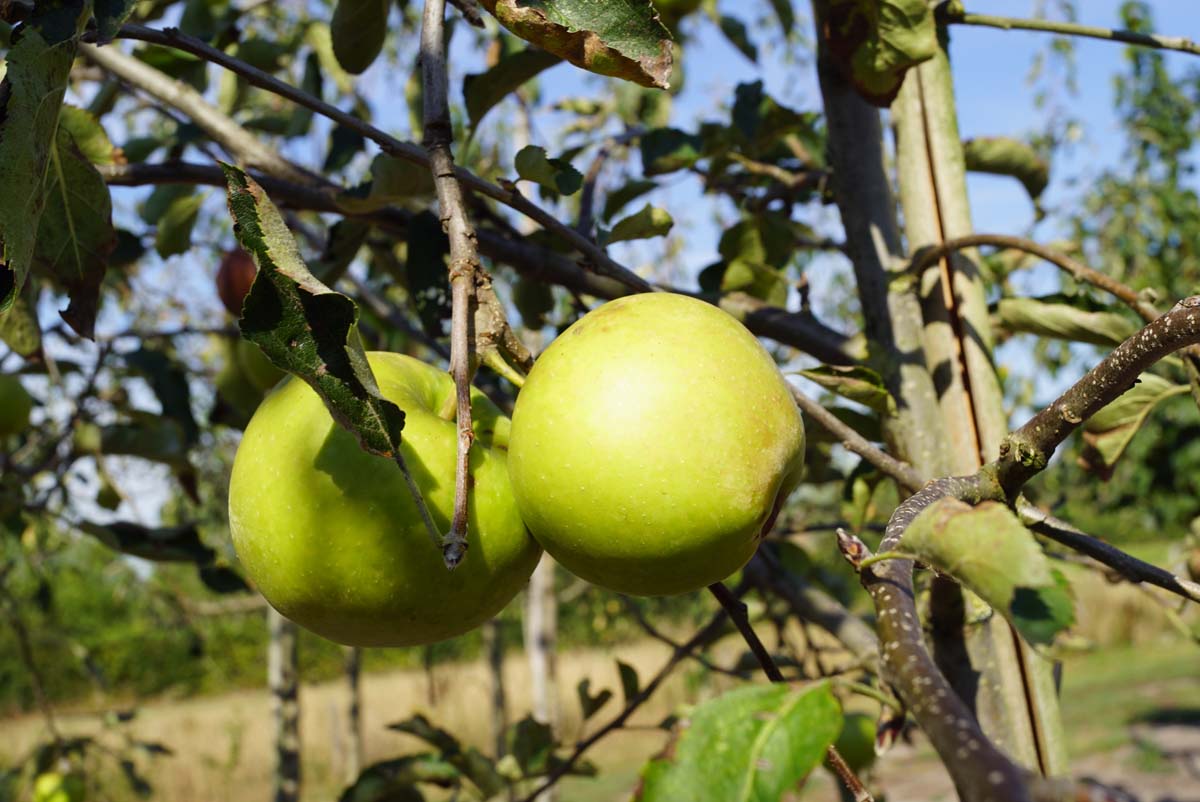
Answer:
[{"left": 268, "top": 608, "right": 301, "bottom": 802}]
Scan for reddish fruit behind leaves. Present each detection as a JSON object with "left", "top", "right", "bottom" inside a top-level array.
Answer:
[{"left": 216, "top": 248, "right": 257, "bottom": 317}]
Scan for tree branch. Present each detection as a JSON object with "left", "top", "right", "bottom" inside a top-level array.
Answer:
[
  {"left": 97, "top": 161, "right": 862, "bottom": 364},
  {"left": 909, "top": 233, "right": 1158, "bottom": 323},
  {"left": 788, "top": 384, "right": 924, "bottom": 493},
  {"left": 420, "top": 0, "right": 476, "bottom": 569},
  {"left": 937, "top": 2, "right": 1200, "bottom": 58},
  {"left": 706, "top": 582, "right": 874, "bottom": 802},
  {"left": 108, "top": 24, "right": 653, "bottom": 294},
  {"left": 1016, "top": 500, "right": 1200, "bottom": 605}
]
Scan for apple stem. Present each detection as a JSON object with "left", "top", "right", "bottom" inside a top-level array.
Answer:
[{"left": 391, "top": 450, "right": 443, "bottom": 551}]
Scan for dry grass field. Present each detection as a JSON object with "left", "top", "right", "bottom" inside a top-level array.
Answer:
[{"left": 3, "top": 558, "right": 1198, "bottom": 802}]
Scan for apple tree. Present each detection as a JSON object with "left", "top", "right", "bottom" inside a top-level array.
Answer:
[{"left": 2, "top": 1, "right": 1199, "bottom": 802}]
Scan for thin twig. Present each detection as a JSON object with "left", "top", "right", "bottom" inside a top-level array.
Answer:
[
  {"left": 515, "top": 586, "right": 745, "bottom": 802},
  {"left": 908, "top": 233, "right": 1157, "bottom": 323},
  {"left": 420, "top": 0, "right": 477, "bottom": 568},
  {"left": 97, "top": 161, "right": 862, "bottom": 364},
  {"left": 788, "top": 384, "right": 925, "bottom": 493},
  {"left": 937, "top": 2, "right": 1200, "bottom": 58},
  {"left": 107, "top": 24, "right": 653, "bottom": 294},
  {"left": 706, "top": 583, "right": 874, "bottom": 802},
  {"left": 1017, "top": 500, "right": 1200, "bottom": 605},
  {"left": 619, "top": 597, "right": 750, "bottom": 678}
]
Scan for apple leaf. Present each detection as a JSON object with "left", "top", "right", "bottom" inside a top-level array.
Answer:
[
  {"left": 731, "top": 81, "right": 821, "bottom": 159},
  {"left": 330, "top": 0, "right": 390, "bottom": 75},
  {"left": 822, "top": 0, "right": 938, "bottom": 106},
  {"left": 405, "top": 211, "right": 453, "bottom": 337},
  {"left": 477, "top": 0, "right": 672, "bottom": 89},
  {"left": 0, "top": 3, "right": 91, "bottom": 316},
  {"left": 78, "top": 520, "right": 214, "bottom": 564},
  {"left": 634, "top": 682, "right": 840, "bottom": 802},
  {"left": 718, "top": 15, "right": 757, "bottom": 63},
  {"left": 576, "top": 678, "right": 613, "bottom": 720},
  {"left": 602, "top": 178, "right": 658, "bottom": 221},
  {"left": 605, "top": 204, "right": 673, "bottom": 244},
  {"left": 798, "top": 365, "right": 895, "bottom": 415},
  {"left": 509, "top": 715, "right": 555, "bottom": 775},
  {"left": 93, "top": 0, "right": 138, "bottom": 41},
  {"left": 74, "top": 414, "right": 191, "bottom": 466},
  {"left": 387, "top": 715, "right": 507, "bottom": 796},
  {"left": 311, "top": 218, "right": 369, "bottom": 285},
  {"left": 0, "top": 280, "right": 41, "bottom": 358},
  {"left": 996, "top": 296, "right": 1138, "bottom": 348},
  {"left": 900, "top": 499, "right": 1075, "bottom": 645},
  {"left": 339, "top": 755, "right": 460, "bottom": 802},
  {"left": 700, "top": 260, "right": 788, "bottom": 307},
  {"left": 221, "top": 163, "right": 407, "bottom": 460},
  {"left": 515, "top": 145, "right": 583, "bottom": 195},
  {"left": 617, "top": 660, "right": 640, "bottom": 703},
  {"left": 640, "top": 128, "right": 703, "bottom": 176},
  {"left": 123, "top": 347, "right": 199, "bottom": 446},
  {"left": 154, "top": 191, "right": 205, "bottom": 258},
  {"left": 963, "top": 137, "right": 1050, "bottom": 205},
  {"left": 464, "top": 46, "right": 562, "bottom": 129},
  {"left": 1080, "top": 372, "right": 1188, "bottom": 477}
]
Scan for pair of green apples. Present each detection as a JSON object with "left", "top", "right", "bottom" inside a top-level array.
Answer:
[{"left": 229, "top": 293, "right": 805, "bottom": 647}]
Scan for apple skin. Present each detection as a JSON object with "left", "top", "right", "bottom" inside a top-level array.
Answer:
[
  {"left": 236, "top": 338, "right": 285, "bottom": 393},
  {"left": 229, "top": 352, "right": 541, "bottom": 647},
  {"left": 507, "top": 293, "right": 804, "bottom": 596},
  {"left": 0, "top": 374, "right": 33, "bottom": 437}
]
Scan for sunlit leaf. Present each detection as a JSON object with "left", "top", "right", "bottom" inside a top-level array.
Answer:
[
  {"left": 605, "top": 204, "right": 673, "bottom": 244},
  {"left": 823, "top": 0, "right": 937, "bottom": 106},
  {"left": 465, "top": 46, "right": 561, "bottom": 128}
]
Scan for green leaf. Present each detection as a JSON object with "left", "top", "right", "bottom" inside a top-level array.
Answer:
[
  {"left": 605, "top": 204, "right": 673, "bottom": 244},
  {"left": 509, "top": 715, "right": 566, "bottom": 776},
  {"left": 154, "top": 192, "right": 205, "bottom": 258},
  {"left": 902, "top": 499, "right": 1075, "bottom": 645},
  {"left": 336, "top": 154, "right": 435, "bottom": 213},
  {"left": 635, "top": 682, "right": 841, "bottom": 802},
  {"left": 221, "top": 164, "right": 406, "bottom": 460},
  {"left": 0, "top": 6, "right": 89, "bottom": 314},
  {"left": 512, "top": 276, "right": 555, "bottom": 328},
  {"left": 124, "top": 348, "right": 199, "bottom": 445},
  {"left": 702, "top": 260, "right": 788, "bottom": 306},
  {"left": 602, "top": 178, "right": 657, "bottom": 221},
  {"left": 640, "top": 128, "right": 703, "bottom": 176},
  {"left": 385, "top": 716, "right": 505, "bottom": 797},
  {"left": 74, "top": 415, "right": 191, "bottom": 466},
  {"left": 617, "top": 659, "right": 640, "bottom": 703},
  {"left": 331, "top": 0, "right": 390, "bottom": 75},
  {"left": 718, "top": 16, "right": 757, "bottom": 63},
  {"left": 58, "top": 105, "right": 119, "bottom": 165},
  {"left": 515, "top": 145, "right": 583, "bottom": 195},
  {"left": 93, "top": 0, "right": 138, "bottom": 41},
  {"left": 464, "top": 47, "right": 561, "bottom": 128},
  {"left": 78, "top": 520, "right": 215, "bottom": 564},
  {"left": 731, "top": 81, "right": 821, "bottom": 158},
  {"left": 404, "top": 211, "right": 453, "bottom": 337},
  {"left": 339, "top": 754, "right": 460, "bottom": 802},
  {"left": 718, "top": 214, "right": 795, "bottom": 269},
  {"left": 312, "top": 219, "right": 370, "bottom": 286},
  {"left": 576, "top": 679, "right": 613, "bottom": 720},
  {"left": 478, "top": 0, "right": 673, "bottom": 88},
  {"left": 798, "top": 365, "right": 895, "bottom": 415},
  {"left": 995, "top": 296, "right": 1137, "bottom": 348},
  {"left": 285, "top": 52, "right": 323, "bottom": 138},
  {"left": 0, "top": 280, "right": 41, "bottom": 358},
  {"left": 34, "top": 114, "right": 118, "bottom": 337},
  {"left": 963, "top": 137, "right": 1050, "bottom": 205},
  {"left": 766, "top": 0, "right": 795, "bottom": 35},
  {"left": 823, "top": 0, "right": 937, "bottom": 106},
  {"left": 1080, "top": 372, "right": 1188, "bottom": 475}
]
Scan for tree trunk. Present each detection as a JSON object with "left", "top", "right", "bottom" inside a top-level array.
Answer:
[
  {"left": 343, "top": 646, "right": 363, "bottom": 782},
  {"left": 483, "top": 618, "right": 508, "bottom": 758},
  {"left": 524, "top": 554, "right": 558, "bottom": 802},
  {"left": 268, "top": 608, "right": 301, "bottom": 802},
  {"left": 889, "top": 44, "right": 1068, "bottom": 775}
]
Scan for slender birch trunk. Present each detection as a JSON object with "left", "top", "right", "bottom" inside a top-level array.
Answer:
[
  {"left": 343, "top": 646, "right": 363, "bottom": 782},
  {"left": 524, "top": 554, "right": 558, "bottom": 802},
  {"left": 268, "top": 608, "right": 301, "bottom": 802}
]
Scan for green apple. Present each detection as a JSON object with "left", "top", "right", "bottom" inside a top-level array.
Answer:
[
  {"left": 507, "top": 293, "right": 804, "bottom": 596},
  {"left": 33, "top": 772, "right": 85, "bottom": 802},
  {"left": 834, "top": 713, "right": 878, "bottom": 774},
  {"left": 228, "top": 352, "right": 541, "bottom": 646},
  {"left": 0, "top": 374, "right": 33, "bottom": 437},
  {"left": 236, "top": 338, "right": 285, "bottom": 393}
]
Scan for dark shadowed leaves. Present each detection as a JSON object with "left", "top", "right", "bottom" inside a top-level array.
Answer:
[
  {"left": 78, "top": 520, "right": 214, "bottom": 564},
  {"left": 222, "top": 164, "right": 406, "bottom": 459},
  {"left": 405, "top": 211, "right": 453, "bottom": 337},
  {"left": 576, "top": 678, "right": 613, "bottom": 720},
  {"left": 465, "top": 46, "right": 561, "bottom": 128},
  {"left": 515, "top": 145, "right": 583, "bottom": 195},
  {"left": 478, "top": 0, "right": 672, "bottom": 88},
  {"left": 1080, "top": 372, "right": 1187, "bottom": 477},
  {"left": 124, "top": 347, "right": 199, "bottom": 445},
  {"left": 617, "top": 659, "right": 640, "bottom": 703},
  {"left": 822, "top": 0, "right": 937, "bottom": 106},
  {"left": 605, "top": 204, "right": 673, "bottom": 244},
  {"left": 902, "top": 499, "right": 1075, "bottom": 645},
  {"left": 634, "top": 682, "right": 840, "bottom": 802},
  {"left": 640, "top": 128, "right": 703, "bottom": 176},
  {"left": 331, "top": 0, "right": 390, "bottom": 75}
]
